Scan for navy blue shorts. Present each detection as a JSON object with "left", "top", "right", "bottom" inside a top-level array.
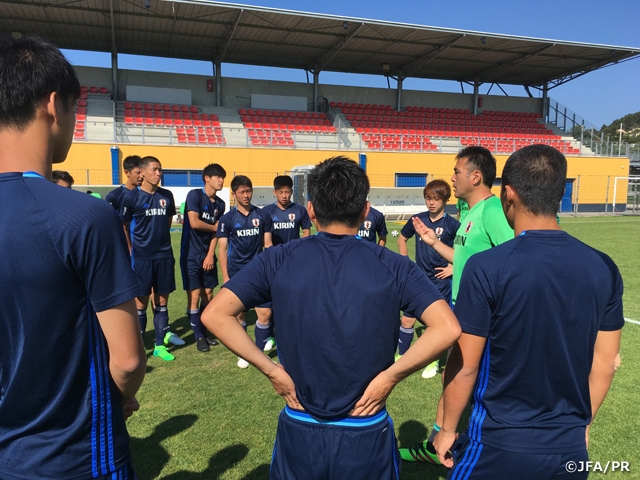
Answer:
[
  {"left": 180, "top": 252, "right": 218, "bottom": 291},
  {"left": 228, "top": 268, "right": 270, "bottom": 309},
  {"left": 132, "top": 257, "right": 176, "bottom": 296},
  {"left": 95, "top": 461, "right": 137, "bottom": 479},
  {"left": 447, "top": 433, "right": 589, "bottom": 480},
  {"left": 270, "top": 407, "right": 399, "bottom": 480}
]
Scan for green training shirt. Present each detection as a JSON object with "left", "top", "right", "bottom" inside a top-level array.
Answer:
[
  {"left": 456, "top": 198, "right": 469, "bottom": 222},
  {"left": 452, "top": 195, "right": 513, "bottom": 304}
]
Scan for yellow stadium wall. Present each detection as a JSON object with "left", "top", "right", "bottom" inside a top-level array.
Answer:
[{"left": 62, "top": 143, "right": 630, "bottom": 208}]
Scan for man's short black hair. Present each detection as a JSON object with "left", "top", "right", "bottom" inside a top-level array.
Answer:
[
  {"left": 202, "top": 163, "right": 226, "bottom": 182},
  {"left": 140, "top": 156, "right": 161, "bottom": 169},
  {"left": 230, "top": 175, "right": 252, "bottom": 192},
  {"left": 502, "top": 144, "right": 567, "bottom": 217},
  {"left": 457, "top": 146, "right": 496, "bottom": 188},
  {"left": 122, "top": 155, "right": 141, "bottom": 172},
  {"left": 0, "top": 35, "right": 80, "bottom": 131},
  {"left": 51, "top": 170, "right": 74, "bottom": 186},
  {"left": 274, "top": 175, "right": 293, "bottom": 190},
  {"left": 308, "top": 156, "right": 369, "bottom": 228}
]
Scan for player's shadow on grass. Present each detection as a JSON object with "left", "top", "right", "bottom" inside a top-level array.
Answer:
[
  {"left": 160, "top": 444, "right": 249, "bottom": 480},
  {"left": 130, "top": 414, "right": 198, "bottom": 479},
  {"left": 240, "top": 463, "right": 270, "bottom": 479}
]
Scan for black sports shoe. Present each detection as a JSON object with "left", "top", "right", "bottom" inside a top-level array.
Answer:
[
  {"left": 206, "top": 335, "right": 219, "bottom": 346},
  {"left": 196, "top": 337, "right": 210, "bottom": 352}
]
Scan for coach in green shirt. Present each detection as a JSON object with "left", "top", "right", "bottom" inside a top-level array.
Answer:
[{"left": 399, "top": 146, "right": 513, "bottom": 464}]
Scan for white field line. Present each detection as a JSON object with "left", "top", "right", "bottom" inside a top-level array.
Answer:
[{"left": 625, "top": 318, "right": 640, "bottom": 325}]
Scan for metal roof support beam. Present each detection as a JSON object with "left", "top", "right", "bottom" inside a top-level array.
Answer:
[
  {"left": 313, "top": 70, "right": 320, "bottom": 112},
  {"left": 311, "top": 23, "right": 364, "bottom": 72},
  {"left": 396, "top": 73, "right": 404, "bottom": 111},
  {"left": 219, "top": 9, "right": 243, "bottom": 63},
  {"left": 399, "top": 35, "right": 464, "bottom": 78},
  {"left": 475, "top": 44, "right": 555, "bottom": 83},
  {"left": 109, "top": 0, "right": 118, "bottom": 101},
  {"left": 473, "top": 78, "right": 480, "bottom": 115},
  {"left": 541, "top": 82, "right": 549, "bottom": 121},
  {"left": 214, "top": 59, "right": 222, "bottom": 107}
]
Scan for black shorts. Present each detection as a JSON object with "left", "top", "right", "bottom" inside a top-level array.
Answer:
[
  {"left": 270, "top": 407, "right": 399, "bottom": 480},
  {"left": 132, "top": 257, "right": 176, "bottom": 296},
  {"left": 180, "top": 252, "right": 219, "bottom": 291},
  {"left": 447, "top": 433, "right": 589, "bottom": 480}
]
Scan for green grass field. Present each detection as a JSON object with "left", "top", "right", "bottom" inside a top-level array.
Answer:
[{"left": 128, "top": 216, "right": 640, "bottom": 479}]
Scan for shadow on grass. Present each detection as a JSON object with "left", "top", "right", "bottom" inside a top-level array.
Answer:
[
  {"left": 130, "top": 414, "right": 198, "bottom": 479},
  {"left": 161, "top": 444, "right": 249, "bottom": 479},
  {"left": 397, "top": 420, "right": 449, "bottom": 480},
  {"left": 240, "top": 463, "right": 270, "bottom": 479}
]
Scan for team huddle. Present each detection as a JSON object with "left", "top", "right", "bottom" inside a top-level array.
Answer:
[{"left": 1, "top": 35, "right": 624, "bottom": 480}]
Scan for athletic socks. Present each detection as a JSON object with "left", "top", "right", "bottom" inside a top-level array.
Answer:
[
  {"left": 428, "top": 423, "right": 441, "bottom": 443},
  {"left": 398, "top": 326, "right": 415, "bottom": 356},
  {"left": 189, "top": 309, "right": 204, "bottom": 339},
  {"left": 240, "top": 321, "right": 247, "bottom": 332},
  {"left": 255, "top": 322, "right": 271, "bottom": 349},
  {"left": 137, "top": 309, "right": 148, "bottom": 335},
  {"left": 154, "top": 306, "right": 170, "bottom": 346}
]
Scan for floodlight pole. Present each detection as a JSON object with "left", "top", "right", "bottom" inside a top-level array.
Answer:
[{"left": 396, "top": 71, "right": 404, "bottom": 111}]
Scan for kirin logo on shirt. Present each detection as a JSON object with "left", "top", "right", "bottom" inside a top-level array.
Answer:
[
  {"left": 465, "top": 222, "right": 473, "bottom": 233},
  {"left": 435, "top": 227, "right": 444, "bottom": 238},
  {"left": 214, "top": 209, "right": 218, "bottom": 217},
  {"left": 252, "top": 218, "right": 260, "bottom": 227},
  {"left": 364, "top": 221, "right": 372, "bottom": 229},
  {"left": 288, "top": 213, "right": 296, "bottom": 221},
  {"left": 159, "top": 199, "right": 167, "bottom": 208}
]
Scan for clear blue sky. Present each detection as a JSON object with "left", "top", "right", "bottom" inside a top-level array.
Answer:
[{"left": 63, "top": 0, "right": 640, "bottom": 129}]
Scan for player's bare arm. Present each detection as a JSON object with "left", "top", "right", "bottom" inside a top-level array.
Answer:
[
  {"left": 122, "top": 221, "right": 132, "bottom": 254},
  {"left": 217, "top": 237, "right": 230, "bottom": 283},
  {"left": 203, "top": 236, "right": 217, "bottom": 271},
  {"left": 351, "top": 300, "right": 460, "bottom": 416},
  {"left": 188, "top": 210, "right": 218, "bottom": 233},
  {"left": 96, "top": 299, "right": 146, "bottom": 405},
  {"left": 433, "top": 333, "right": 486, "bottom": 466},
  {"left": 302, "top": 228, "right": 311, "bottom": 238},
  {"left": 586, "top": 329, "right": 621, "bottom": 447},
  {"left": 264, "top": 232, "right": 273, "bottom": 248},
  {"left": 412, "top": 216, "right": 454, "bottom": 263},
  {"left": 397, "top": 234, "right": 409, "bottom": 256},
  {"left": 202, "top": 288, "right": 303, "bottom": 410},
  {"left": 378, "top": 235, "right": 387, "bottom": 247}
]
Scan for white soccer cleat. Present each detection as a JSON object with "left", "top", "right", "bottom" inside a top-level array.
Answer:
[
  {"left": 263, "top": 337, "right": 276, "bottom": 352},
  {"left": 237, "top": 357, "right": 250, "bottom": 369},
  {"left": 421, "top": 361, "right": 439, "bottom": 379},
  {"left": 164, "top": 332, "right": 186, "bottom": 346}
]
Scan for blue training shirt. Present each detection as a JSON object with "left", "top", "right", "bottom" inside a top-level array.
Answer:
[
  {"left": 120, "top": 186, "right": 176, "bottom": 261},
  {"left": 0, "top": 172, "right": 141, "bottom": 479},
  {"left": 216, "top": 205, "right": 274, "bottom": 276},
  {"left": 358, "top": 207, "right": 388, "bottom": 243},
  {"left": 105, "top": 184, "right": 130, "bottom": 213},
  {"left": 454, "top": 230, "right": 624, "bottom": 454},
  {"left": 401, "top": 212, "right": 460, "bottom": 297},
  {"left": 180, "top": 188, "right": 226, "bottom": 258},
  {"left": 261, "top": 202, "right": 311, "bottom": 246},
  {"left": 224, "top": 232, "right": 443, "bottom": 420}
]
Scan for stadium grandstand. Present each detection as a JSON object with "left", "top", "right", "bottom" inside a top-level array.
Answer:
[{"left": 2, "top": 0, "right": 639, "bottom": 213}]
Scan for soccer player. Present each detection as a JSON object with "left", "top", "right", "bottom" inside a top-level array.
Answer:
[
  {"left": 433, "top": 144, "right": 623, "bottom": 479},
  {"left": 202, "top": 156, "right": 461, "bottom": 480},
  {"left": 259, "top": 175, "right": 312, "bottom": 350},
  {"left": 51, "top": 169, "right": 74, "bottom": 188},
  {"left": 105, "top": 155, "right": 143, "bottom": 212},
  {"left": 358, "top": 205, "right": 387, "bottom": 245},
  {"left": 0, "top": 34, "right": 146, "bottom": 479},
  {"left": 400, "top": 146, "right": 513, "bottom": 464},
  {"left": 216, "top": 175, "right": 273, "bottom": 368},
  {"left": 396, "top": 179, "right": 460, "bottom": 378},
  {"left": 121, "top": 155, "right": 184, "bottom": 362},
  {"left": 180, "top": 163, "right": 227, "bottom": 352}
]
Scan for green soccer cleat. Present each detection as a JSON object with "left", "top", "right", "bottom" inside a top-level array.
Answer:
[
  {"left": 153, "top": 345, "right": 175, "bottom": 362},
  {"left": 399, "top": 440, "right": 441, "bottom": 465},
  {"left": 164, "top": 332, "right": 185, "bottom": 346},
  {"left": 263, "top": 337, "right": 276, "bottom": 352},
  {"left": 421, "top": 360, "right": 439, "bottom": 379}
]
